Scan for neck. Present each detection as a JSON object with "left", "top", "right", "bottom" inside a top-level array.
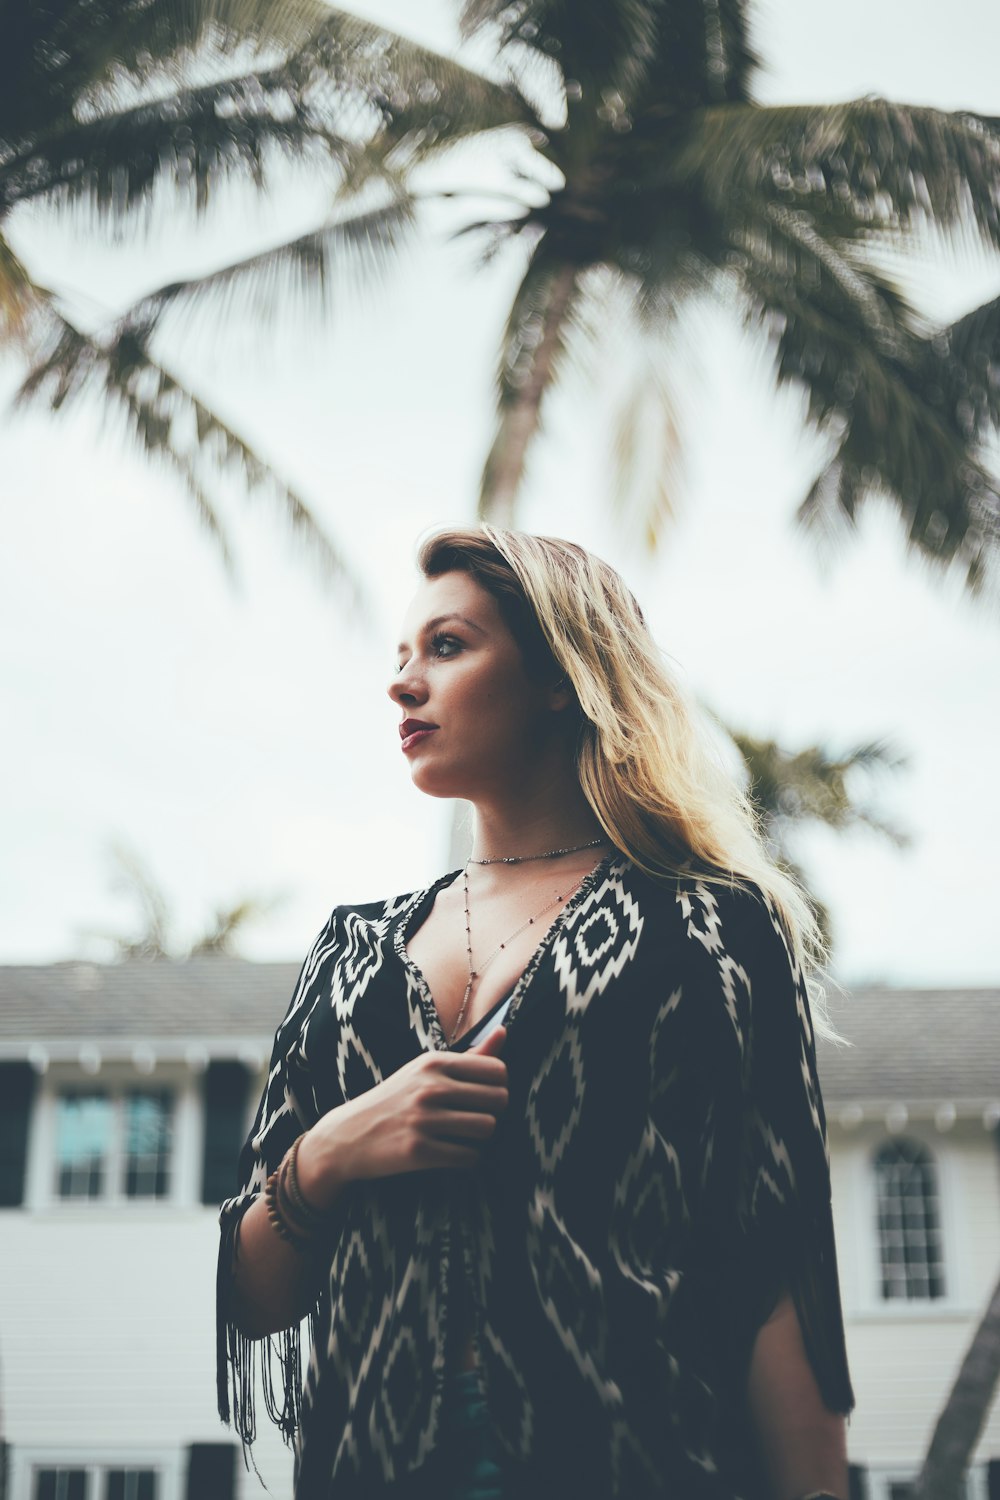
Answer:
[{"left": 468, "top": 796, "right": 608, "bottom": 868}]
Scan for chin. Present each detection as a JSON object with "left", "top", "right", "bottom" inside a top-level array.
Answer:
[{"left": 409, "top": 765, "right": 469, "bottom": 800}]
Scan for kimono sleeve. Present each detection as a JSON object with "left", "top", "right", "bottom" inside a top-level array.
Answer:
[
  {"left": 721, "top": 886, "right": 855, "bottom": 1420},
  {"left": 215, "top": 905, "right": 341, "bottom": 1452}
]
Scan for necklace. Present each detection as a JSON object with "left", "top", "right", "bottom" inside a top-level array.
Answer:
[
  {"left": 450, "top": 837, "right": 611, "bottom": 1044},
  {"left": 469, "top": 836, "right": 608, "bottom": 866}
]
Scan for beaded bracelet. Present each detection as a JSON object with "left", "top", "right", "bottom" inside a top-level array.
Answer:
[
  {"left": 284, "top": 1133, "right": 331, "bottom": 1229},
  {"left": 264, "top": 1135, "right": 339, "bottom": 1252},
  {"left": 264, "top": 1163, "right": 311, "bottom": 1252}
]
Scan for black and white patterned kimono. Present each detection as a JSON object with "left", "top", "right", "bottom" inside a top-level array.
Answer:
[{"left": 216, "top": 848, "right": 855, "bottom": 1500}]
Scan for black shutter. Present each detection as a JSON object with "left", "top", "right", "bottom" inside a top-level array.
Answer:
[
  {"left": 987, "top": 1458, "right": 1000, "bottom": 1500},
  {"left": 0, "top": 1060, "right": 36, "bottom": 1207},
  {"left": 185, "top": 1443, "right": 236, "bottom": 1500},
  {"left": 201, "top": 1061, "right": 251, "bottom": 1204},
  {"left": 848, "top": 1463, "right": 868, "bottom": 1500}
]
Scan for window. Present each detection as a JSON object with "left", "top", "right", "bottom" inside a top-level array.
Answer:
[
  {"left": 56, "top": 1095, "right": 111, "bottom": 1199},
  {"left": 874, "top": 1137, "right": 945, "bottom": 1300},
  {"left": 105, "top": 1471, "right": 158, "bottom": 1500},
  {"left": 122, "top": 1093, "right": 171, "bottom": 1198},
  {"left": 33, "top": 1470, "right": 158, "bottom": 1500},
  {"left": 34, "top": 1473, "right": 88, "bottom": 1500},
  {"left": 54, "top": 1089, "right": 173, "bottom": 1203}
]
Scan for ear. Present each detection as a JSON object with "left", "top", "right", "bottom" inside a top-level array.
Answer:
[{"left": 548, "top": 674, "right": 576, "bottom": 713}]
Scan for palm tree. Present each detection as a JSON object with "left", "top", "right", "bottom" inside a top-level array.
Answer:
[
  {"left": 910, "top": 1260, "right": 1000, "bottom": 1500},
  {"left": 0, "top": 0, "right": 527, "bottom": 598},
  {"left": 7, "top": 2, "right": 1000, "bottom": 599},
  {"left": 726, "top": 727, "right": 911, "bottom": 949},
  {"left": 77, "top": 837, "right": 284, "bottom": 959}
]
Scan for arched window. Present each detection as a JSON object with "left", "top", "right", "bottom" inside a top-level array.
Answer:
[{"left": 873, "top": 1138, "right": 945, "bottom": 1300}]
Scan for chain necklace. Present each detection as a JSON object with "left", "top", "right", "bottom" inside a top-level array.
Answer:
[
  {"left": 450, "top": 836, "right": 610, "bottom": 1044},
  {"left": 469, "top": 836, "right": 608, "bottom": 866}
]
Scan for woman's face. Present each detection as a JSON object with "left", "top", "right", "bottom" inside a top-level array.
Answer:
[{"left": 387, "top": 570, "right": 569, "bottom": 800}]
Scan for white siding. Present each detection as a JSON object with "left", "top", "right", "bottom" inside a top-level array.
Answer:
[
  {"left": 0, "top": 1208, "right": 295, "bottom": 1497},
  {"left": 830, "top": 1120, "right": 1000, "bottom": 1470}
]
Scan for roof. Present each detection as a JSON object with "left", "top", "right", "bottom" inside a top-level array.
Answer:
[
  {"left": 1, "top": 963, "right": 998, "bottom": 1112},
  {"left": 817, "top": 984, "right": 1000, "bottom": 1114}
]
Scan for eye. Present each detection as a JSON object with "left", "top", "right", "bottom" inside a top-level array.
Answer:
[
  {"left": 394, "top": 633, "right": 462, "bottom": 674},
  {"left": 430, "top": 631, "right": 461, "bottom": 659}
]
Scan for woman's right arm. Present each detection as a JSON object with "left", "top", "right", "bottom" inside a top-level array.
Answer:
[{"left": 228, "top": 1027, "right": 510, "bottom": 1339}]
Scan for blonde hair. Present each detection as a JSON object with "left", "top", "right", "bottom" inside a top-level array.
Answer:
[{"left": 416, "top": 522, "right": 849, "bottom": 1047}]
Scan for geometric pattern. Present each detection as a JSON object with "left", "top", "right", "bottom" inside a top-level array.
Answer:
[{"left": 217, "top": 851, "right": 855, "bottom": 1498}]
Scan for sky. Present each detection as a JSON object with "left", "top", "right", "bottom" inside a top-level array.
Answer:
[{"left": 2, "top": 0, "right": 999, "bottom": 987}]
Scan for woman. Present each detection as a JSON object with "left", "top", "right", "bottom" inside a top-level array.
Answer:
[{"left": 216, "top": 524, "right": 856, "bottom": 1500}]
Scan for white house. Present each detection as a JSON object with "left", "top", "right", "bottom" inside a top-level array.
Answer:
[{"left": 1, "top": 960, "right": 998, "bottom": 1500}]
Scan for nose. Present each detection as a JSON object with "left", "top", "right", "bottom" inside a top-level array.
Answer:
[{"left": 387, "top": 660, "right": 426, "bottom": 708}]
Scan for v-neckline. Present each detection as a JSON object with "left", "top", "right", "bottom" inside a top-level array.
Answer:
[{"left": 392, "top": 849, "right": 619, "bottom": 1051}]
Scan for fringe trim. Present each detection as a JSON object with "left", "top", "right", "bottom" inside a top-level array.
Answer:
[{"left": 216, "top": 1194, "right": 325, "bottom": 1479}]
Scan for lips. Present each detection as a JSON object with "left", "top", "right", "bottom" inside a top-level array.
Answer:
[{"left": 399, "top": 718, "right": 439, "bottom": 752}]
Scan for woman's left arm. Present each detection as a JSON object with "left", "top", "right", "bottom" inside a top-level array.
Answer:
[
  {"left": 746, "top": 1290, "right": 848, "bottom": 1500},
  {"left": 699, "top": 883, "right": 856, "bottom": 1500}
]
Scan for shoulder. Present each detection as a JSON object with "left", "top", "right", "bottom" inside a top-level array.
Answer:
[
  {"left": 670, "top": 873, "right": 796, "bottom": 976},
  {"left": 325, "top": 868, "right": 462, "bottom": 929}
]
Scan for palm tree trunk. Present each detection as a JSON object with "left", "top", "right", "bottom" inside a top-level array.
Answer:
[
  {"left": 910, "top": 1247, "right": 1000, "bottom": 1500},
  {"left": 479, "top": 260, "right": 579, "bottom": 526}
]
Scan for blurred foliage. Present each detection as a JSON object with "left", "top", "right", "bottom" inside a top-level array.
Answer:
[
  {"left": 726, "top": 725, "right": 911, "bottom": 950},
  {"left": 76, "top": 836, "right": 285, "bottom": 959},
  {"left": 1, "top": 1, "right": 999, "bottom": 602}
]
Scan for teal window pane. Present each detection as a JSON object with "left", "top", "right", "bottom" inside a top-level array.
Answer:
[
  {"left": 123, "top": 1092, "right": 172, "bottom": 1199},
  {"left": 56, "top": 1094, "right": 110, "bottom": 1199}
]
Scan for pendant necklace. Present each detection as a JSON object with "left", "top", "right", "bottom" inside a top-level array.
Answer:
[{"left": 450, "top": 836, "right": 609, "bottom": 1044}]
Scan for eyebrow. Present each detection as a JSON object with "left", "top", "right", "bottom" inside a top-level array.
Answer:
[{"left": 396, "top": 613, "right": 486, "bottom": 655}]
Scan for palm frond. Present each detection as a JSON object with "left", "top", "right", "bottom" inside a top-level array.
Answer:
[
  {"left": 188, "top": 893, "right": 283, "bottom": 956},
  {"left": 110, "top": 192, "right": 418, "bottom": 340},
  {"left": 478, "top": 237, "right": 583, "bottom": 522},
  {"left": 284, "top": 10, "right": 538, "bottom": 151},
  {"left": 14, "top": 305, "right": 370, "bottom": 608},
  {"left": 0, "top": 68, "right": 352, "bottom": 218},
  {"left": 608, "top": 344, "right": 685, "bottom": 553},
  {"left": 0, "top": 0, "right": 338, "bottom": 117},
  {"left": 670, "top": 99, "right": 1000, "bottom": 249},
  {"left": 2, "top": 9, "right": 536, "bottom": 221},
  {"left": 730, "top": 729, "right": 913, "bottom": 847},
  {"left": 458, "top": 0, "right": 759, "bottom": 108},
  {"left": 735, "top": 215, "right": 1000, "bottom": 601},
  {"left": 939, "top": 289, "right": 1000, "bottom": 438}
]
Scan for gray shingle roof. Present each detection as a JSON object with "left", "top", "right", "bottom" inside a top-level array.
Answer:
[
  {"left": 817, "top": 985, "right": 1000, "bottom": 1109},
  {"left": 1, "top": 963, "right": 998, "bottom": 1108}
]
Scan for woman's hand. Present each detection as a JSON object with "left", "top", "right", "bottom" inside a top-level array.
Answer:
[
  {"left": 228, "top": 1029, "right": 509, "bottom": 1338},
  {"left": 297, "top": 1026, "right": 509, "bottom": 1209}
]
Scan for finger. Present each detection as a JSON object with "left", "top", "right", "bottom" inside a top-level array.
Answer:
[
  {"left": 437, "top": 1082, "right": 509, "bottom": 1113},
  {"left": 426, "top": 1109, "right": 500, "bottom": 1141},
  {"left": 437, "top": 1050, "right": 509, "bottom": 1086},
  {"left": 473, "top": 1025, "right": 507, "bottom": 1053}
]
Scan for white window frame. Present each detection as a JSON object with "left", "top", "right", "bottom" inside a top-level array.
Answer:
[
  {"left": 841, "top": 1123, "right": 978, "bottom": 1319},
  {"left": 871, "top": 1134, "right": 948, "bottom": 1305},
  {"left": 7, "top": 1446, "right": 183, "bottom": 1500},
  {"left": 24, "top": 1063, "right": 203, "bottom": 1212}
]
